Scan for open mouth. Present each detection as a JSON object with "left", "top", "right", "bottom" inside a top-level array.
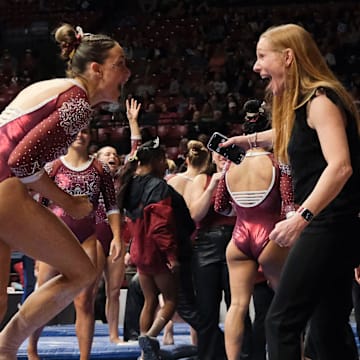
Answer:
[
  {"left": 259, "top": 75, "right": 272, "bottom": 92},
  {"left": 261, "top": 75, "right": 271, "bottom": 86}
]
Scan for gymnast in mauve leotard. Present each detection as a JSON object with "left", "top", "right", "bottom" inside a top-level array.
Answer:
[{"left": 213, "top": 99, "right": 295, "bottom": 360}]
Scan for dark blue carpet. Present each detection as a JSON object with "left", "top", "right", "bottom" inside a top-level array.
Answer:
[
  {"left": 17, "top": 323, "right": 197, "bottom": 360},
  {"left": 15, "top": 322, "right": 360, "bottom": 359}
]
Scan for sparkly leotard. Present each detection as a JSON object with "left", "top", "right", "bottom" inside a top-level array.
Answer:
[
  {"left": 215, "top": 154, "right": 293, "bottom": 259},
  {"left": 45, "top": 156, "right": 119, "bottom": 243},
  {"left": 0, "top": 79, "right": 92, "bottom": 183},
  {"left": 95, "top": 137, "right": 141, "bottom": 255}
]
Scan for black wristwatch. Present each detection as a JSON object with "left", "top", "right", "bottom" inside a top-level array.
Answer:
[{"left": 297, "top": 207, "right": 314, "bottom": 222}]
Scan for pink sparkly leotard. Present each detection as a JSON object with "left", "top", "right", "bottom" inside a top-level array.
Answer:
[
  {"left": 45, "top": 156, "right": 119, "bottom": 243},
  {"left": 215, "top": 154, "right": 293, "bottom": 259},
  {"left": 0, "top": 79, "right": 92, "bottom": 183}
]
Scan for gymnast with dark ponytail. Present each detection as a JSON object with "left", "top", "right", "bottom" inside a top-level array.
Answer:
[{"left": 117, "top": 138, "right": 179, "bottom": 360}]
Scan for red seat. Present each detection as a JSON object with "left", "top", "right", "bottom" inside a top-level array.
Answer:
[
  {"left": 170, "top": 124, "right": 188, "bottom": 138},
  {"left": 156, "top": 125, "right": 169, "bottom": 140},
  {"left": 110, "top": 126, "right": 130, "bottom": 143},
  {"left": 166, "top": 146, "right": 180, "bottom": 161},
  {"left": 96, "top": 128, "right": 111, "bottom": 143},
  {"left": 164, "top": 124, "right": 189, "bottom": 146}
]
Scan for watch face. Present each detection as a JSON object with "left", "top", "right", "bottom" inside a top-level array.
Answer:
[{"left": 301, "top": 208, "right": 314, "bottom": 222}]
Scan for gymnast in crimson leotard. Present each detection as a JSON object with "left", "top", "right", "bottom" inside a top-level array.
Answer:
[
  {"left": 213, "top": 99, "right": 294, "bottom": 360},
  {"left": 220, "top": 152, "right": 294, "bottom": 260},
  {"left": 0, "top": 22, "right": 129, "bottom": 360},
  {"left": 94, "top": 98, "right": 141, "bottom": 344},
  {"left": 0, "top": 80, "right": 91, "bottom": 183},
  {"left": 45, "top": 153, "right": 119, "bottom": 243},
  {"left": 28, "top": 126, "right": 122, "bottom": 359}
]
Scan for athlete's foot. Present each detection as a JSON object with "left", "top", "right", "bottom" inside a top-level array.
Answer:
[
  {"left": 163, "top": 321, "right": 174, "bottom": 345},
  {"left": 110, "top": 337, "right": 125, "bottom": 345},
  {"left": 162, "top": 331, "right": 174, "bottom": 346},
  {"left": 27, "top": 346, "right": 41, "bottom": 360}
]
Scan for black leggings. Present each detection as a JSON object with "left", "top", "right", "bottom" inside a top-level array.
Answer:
[
  {"left": 266, "top": 216, "right": 360, "bottom": 360},
  {"left": 252, "top": 281, "right": 274, "bottom": 360},
  {"left": 192, "top": 225, "right": 239, "bottom": 359}
]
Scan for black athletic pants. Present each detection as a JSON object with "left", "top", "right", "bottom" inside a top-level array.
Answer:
[{"left": 266, "top": 216, "right": 360, "bottom": 360}]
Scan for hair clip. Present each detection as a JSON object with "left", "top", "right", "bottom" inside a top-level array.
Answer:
[
  {"left": 127, "top": 152, "right": 138, "bottom": 162},
  {"left": 75, "top": 26, "right": 84, "bottom": 39},
  {"left": 153, "top": 137, "right": 160, "bottom": 149}
]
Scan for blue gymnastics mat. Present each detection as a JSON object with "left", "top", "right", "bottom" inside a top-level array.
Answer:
[
  {"left": 15, "top": 322, "right": 360, "bottom": 359},
  {"left": 17, "top": 323, "right": 198, "bottom": 360}
]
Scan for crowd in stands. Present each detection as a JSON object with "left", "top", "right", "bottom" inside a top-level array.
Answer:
[{"left": 0, "top": 0, "right": 359, "bottom": 160}]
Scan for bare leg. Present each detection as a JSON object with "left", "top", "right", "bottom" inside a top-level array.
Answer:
[
  {"left": 0, "top": 179, "right": 96, "bottom": 360},
  {"left": 138, "top": 271, "right": 178, "bottom": 360},
  {"left": 138, "top": 274, "right": 159, "bottom": 335},
  {"left": 259, "top": 239, "right": 289, "bottom": 291},
  {"left": 139, "top": 271, "right": 178, "bottom": 337},
  {"left": 95, "top": 240, "right": 125, "bottom": 344},
  {"left": 74, "top": 236, "right": 97, "bottom": 360},
  {"left": 159, "top": 294, "right": 174, "bottom": 345},
  {"left": 190, "top": 327, "right": 197, "bottom": 345},
  {"left": 27, "top": 262, "right": 60, "bottom": 360},
  {"left": 163, "top": 320, "right": 174, "bottom": 345},
  {"left": 225, "top": 241, "right": 257, "bottom": 360},
  {"left": 104, "top": 246, "right": 125, "bottom": 344}
]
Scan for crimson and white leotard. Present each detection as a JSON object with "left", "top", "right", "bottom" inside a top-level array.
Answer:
[
  {"left": 215, "top": 154, "right": 294, "bottom": 259},
  {"left": 95, "top": 136, "right": 141, "bottom": 255},
  {"left": 0, "top": 79, "right": 92, "bottom": 183},
  {"left": 45, "top": 156, "right": 119, "bottom": 243}
]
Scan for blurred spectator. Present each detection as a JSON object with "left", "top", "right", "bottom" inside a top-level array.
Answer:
[
  {"left": 158, "top": 102, "right": 179, "bottom": 124},
  {"left": 180, "top": 96, "right": 200, "bottom": 121},
  {"left": 208, "top": 92, "right": 225, "bottom": 113},
  {"left": 132, "top": 37, "right": 151, "bottom": 60},
  {"left": 168, "top": 75, "right": 181, "bottom": 96},
  {"left": 199, "top": 101, "right": 214, "bottom": 123},
  {"left": 226, "top": 101, "right": 241, "bottom": 124},
  {"left": 134, "top": 74, "right": 156, "bottom": 98},
  {"left": 207, "top": 72, "right": 228, "bottom": 96},
  {"left": 139, "top": 90, "right": 155, "bottom": 111},
  {"left": 212, "top": 109, "right": 229, "bottom": 135},
  {"left": 18, "top": 48, "right": 38, "bottom": 82},
  {"left": 187, "top": 110, "right": 204, "bottom": 140},
  {"left": 140, "top": 102, "right": 159, "bottom": 125},
  {"left": 186, "top": 45, "right": 208, "bottom": 72},
  {"left": 208, "top": 43, "right": 227, "bottom": 74},
  {"left": 0, "top": 49, "right": 16, "bottom": 85}
]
